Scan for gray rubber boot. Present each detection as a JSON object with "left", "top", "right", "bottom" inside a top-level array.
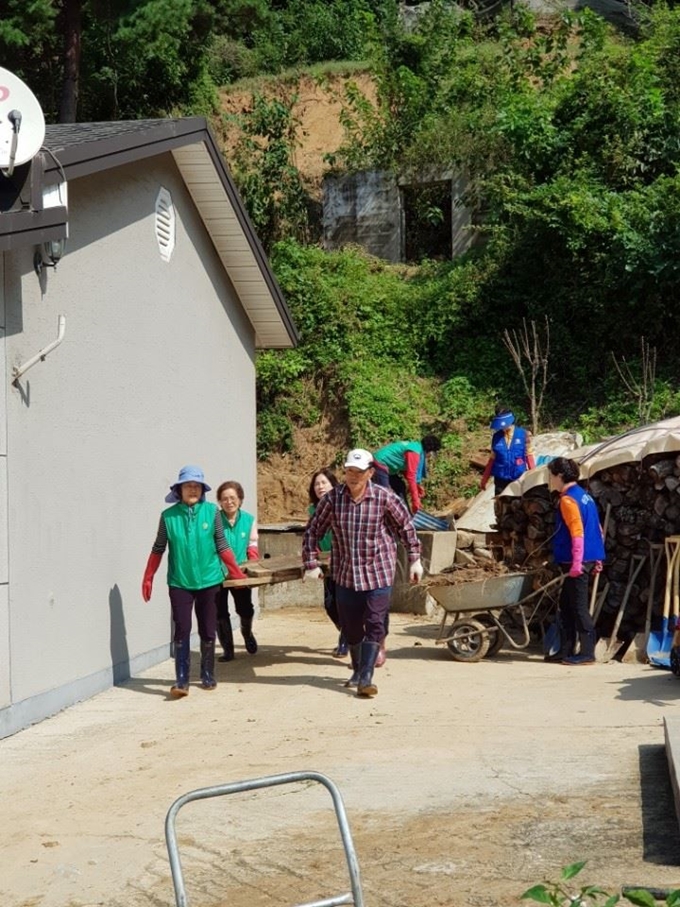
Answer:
[
  {"left": 344, "top": 643, "right": 362, "bottom": 688},
  {"left": 357, "top": 641, "right": 380, "bottom": 698}
]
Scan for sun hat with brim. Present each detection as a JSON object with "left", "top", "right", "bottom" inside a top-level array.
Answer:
[
  {"left": 344, "top": 448, "right": 374, "bottom": 470},
  {"left": 165, "top": 465, "right": 211, "bottom": 503},
  {"left": 491, "top": 412, "right": 515, "bottom": 431}
]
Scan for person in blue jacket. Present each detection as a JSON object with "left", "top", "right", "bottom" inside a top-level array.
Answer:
[
  {"left": 546, "top": 457, "right": 605, "bottom": 666},
  {"left": 480, "top": 406, "right": 535, "bottom": 496}
]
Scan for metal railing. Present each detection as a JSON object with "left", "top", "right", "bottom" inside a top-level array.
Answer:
[{"left": 165, "top": 770, "right": 364, "bottom": 907}]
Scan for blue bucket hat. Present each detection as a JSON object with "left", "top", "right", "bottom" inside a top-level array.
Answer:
[
  {"left": 165, "top": 465, "right": 211, "bottom": 503},
  {"left": 491, "top": 411, "right": 515, "bottom": 431}
]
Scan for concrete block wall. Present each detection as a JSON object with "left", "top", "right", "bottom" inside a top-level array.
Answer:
[{"left": 257, "top": 526, "right": 457, "bottom": 615}]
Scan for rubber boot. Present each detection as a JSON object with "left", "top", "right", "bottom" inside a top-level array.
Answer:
[
  {"left": 357, "top": 641, "right": 380, "bottom": 698},
  {"left": 217, "top": 619, "right": 235, "bottom": 662},
  {"left": 333, "top": 631, "right": 349, "bottom": 658},
  {"left": 344, "top": 643, "right": 362, "bottom": 688},
  {"left": 545, "top": 622, "right": 575, "bottom": 664},
  {"left": 200, "top": 640, "right": 217, "bottom": 690},
  {"left": 563, "top": 630, "right": 596, "bottom": 666},
  {"left": 171, "top": 638, "right": 190, "bottom": 698},
  {"left": 240, "top": 618, "right": 258, "bottom": 655}
]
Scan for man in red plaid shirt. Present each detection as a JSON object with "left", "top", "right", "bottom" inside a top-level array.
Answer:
[{"left": 303, "top": 448, "right": 423, "bottom": 698}]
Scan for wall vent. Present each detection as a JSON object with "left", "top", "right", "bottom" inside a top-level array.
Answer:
[{"left": 155, "top": 187, "right": 175, "bottom": 262}]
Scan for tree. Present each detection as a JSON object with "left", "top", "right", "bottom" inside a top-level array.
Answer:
[
  {"left": 502, "top": 318, "right": 550, "bottom": 435},
  {"left": 60, "top": 0, "right": 82, "bottom": 122}
]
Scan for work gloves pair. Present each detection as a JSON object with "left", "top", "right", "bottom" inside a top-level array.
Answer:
[{"left": 303, "top": 558, "right": 424, "bottom": 584}]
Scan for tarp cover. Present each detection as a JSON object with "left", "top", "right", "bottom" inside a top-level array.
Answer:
[{"left": 502, "top": 415, "right": 680, "bottom": 497}]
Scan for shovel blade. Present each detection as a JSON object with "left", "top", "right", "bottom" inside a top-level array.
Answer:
[{"left": 647, "top": 618, "right": 672, "bottom": 668}]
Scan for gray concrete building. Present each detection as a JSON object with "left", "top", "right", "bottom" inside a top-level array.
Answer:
[{"left": 0, "top": 118, "right": 297, "bottom": 738}]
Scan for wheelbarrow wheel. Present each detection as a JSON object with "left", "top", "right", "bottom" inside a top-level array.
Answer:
[
  {"left": 477, "top": 615, "right": 504, "bottom": 657},
  {"left": 446, "top": 618, "right": 490, "bottom": 663}
]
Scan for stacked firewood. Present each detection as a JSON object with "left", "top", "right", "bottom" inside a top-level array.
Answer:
[{"left": 494, "top": 453, "right": 680, "bottom": 641}]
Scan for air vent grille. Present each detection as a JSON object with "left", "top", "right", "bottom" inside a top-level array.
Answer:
[{"left": 155, "top": 187, "right": 175, "bottom": 262}]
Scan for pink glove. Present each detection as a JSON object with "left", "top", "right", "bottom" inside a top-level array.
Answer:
[
  {"left": 246, "top": 545, "right": 259, "bottom": 561},
  {"left": 569, "top": 537, "right": 584, "bottom": 578},
  {"left": 594, "top": 560, "right": 603, "bottom": 574}
]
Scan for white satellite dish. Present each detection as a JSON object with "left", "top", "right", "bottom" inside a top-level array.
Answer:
[{"left": 0, "top": 67, "right": 46, "bottom": 176}]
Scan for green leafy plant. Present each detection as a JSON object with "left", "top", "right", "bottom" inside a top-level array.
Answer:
[{"left": 522, "top": 861, "right": 680, "bottom": 907}]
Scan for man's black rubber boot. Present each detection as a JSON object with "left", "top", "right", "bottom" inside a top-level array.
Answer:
[
  {"left": 344, "top": 643, "right": 362, "bottom": 688},
  {"left": 357, "top": 641, "right": 380, "bottom": 698}
]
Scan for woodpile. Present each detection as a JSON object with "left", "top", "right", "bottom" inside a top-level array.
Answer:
[{"left": 494, "top": 453, "right": 680, "bottom": 647}]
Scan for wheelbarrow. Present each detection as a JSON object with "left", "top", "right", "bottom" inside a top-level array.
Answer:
[
  {"left": 428, "top": 572, "right": 564, "bottom": 662},
  {"left": 165, "top": 770, "right": 364, "bottom": 907}
]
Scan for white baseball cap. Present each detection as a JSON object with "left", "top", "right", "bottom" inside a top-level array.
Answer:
[{"left": 344, "top": 448, "right": 374, "bottom": 470}]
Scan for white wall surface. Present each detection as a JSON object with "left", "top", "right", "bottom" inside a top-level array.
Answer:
[
  {"left": 1, "top": 155, "right": 257, "bottom": 736},
  {"left": 0, "top": 254, "right": 9, "bottom": 709}
]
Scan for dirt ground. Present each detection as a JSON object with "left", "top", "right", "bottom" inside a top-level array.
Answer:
[{"left": 3, "top": 607, "right": 680, "bottom": 907}]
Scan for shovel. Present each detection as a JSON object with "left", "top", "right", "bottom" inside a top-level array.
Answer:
[
  {"left": 641, "top": 542, "right": 665, "bottom": 653},
  {"left": 589, "top": 503, "right": 612, "bottom": 618},
  {"left": 647, "top": 536, "right": 680, "bottom": 667},
  {"left": 596, "top": 554, "right": 646, "bottom": 663}
]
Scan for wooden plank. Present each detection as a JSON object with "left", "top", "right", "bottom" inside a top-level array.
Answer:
[{"left": 223, "top": 552, "right": 329, "bottom": 588}]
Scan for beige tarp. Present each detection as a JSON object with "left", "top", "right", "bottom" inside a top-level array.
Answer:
[{"left": 502, "top": 415, "right": 680, "bottom": 497}]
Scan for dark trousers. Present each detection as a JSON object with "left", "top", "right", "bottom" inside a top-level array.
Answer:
[
  {"left": 371, "top": 463, "right": 407, "bottom": 502},
  {"left": 217, "top": 586, "right": 254, "bottom": 624},
  {"left": 324, "top": 577, "right": 340, "bottom": 630},
  {"left": 494, "top": 478, "right": 511, "bottom": 496},
  {"left": 169, "top": 585, "right": 219, "bottom": 643},
  {"left": 336, "top": 584, "right": 392, "bottom": 645},
  {"left": 559, "top": 564, "right": 595, "bottom": 655}
]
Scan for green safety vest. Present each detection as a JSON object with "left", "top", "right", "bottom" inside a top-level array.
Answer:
[
  {"left": 219, "top": 509, "right": 255, "bottom": 563},
  {"left": 163, "top": 500, "right": 224, "bottom": 590},
  {"left": 373, "top": 440, "right": 421, "bottom": 474}
]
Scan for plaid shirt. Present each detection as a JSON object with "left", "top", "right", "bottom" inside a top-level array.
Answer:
[{"left": 303, "top": 483, "right": 420, "bottom": 591}]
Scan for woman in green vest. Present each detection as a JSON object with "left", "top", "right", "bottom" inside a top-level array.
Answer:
[
  {"left": 141, "top": 465, "right": 246, "bottom": 697},
  {"left": 215, "top": 480, "right": 260, "bottom": 661}
]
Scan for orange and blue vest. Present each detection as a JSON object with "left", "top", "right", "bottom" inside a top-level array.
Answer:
[{"left": 553, "top": 486, "right": 605, "bottom": 563}]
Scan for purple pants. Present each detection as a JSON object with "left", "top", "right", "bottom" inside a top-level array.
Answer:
[
  {"left": 336, "top": 584, "right": 391, "bottom": 645},
  {"left": 168, "top": 585, "right": 220, "bottom": 643}
]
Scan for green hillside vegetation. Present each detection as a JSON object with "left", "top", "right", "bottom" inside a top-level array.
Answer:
[
  {"left": 5, "top": 1, "right": 680, "bottom": 502},
  {"left": 245, "top": 3, "right": 680, "bottom": 502}
]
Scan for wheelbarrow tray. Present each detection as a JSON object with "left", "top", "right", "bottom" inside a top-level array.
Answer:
[
  {"left": 428, "top": 572, "right": 560, "bottom": 662},
  {"left": 428, "top": 572, "right": 536, "bottom": 614}
]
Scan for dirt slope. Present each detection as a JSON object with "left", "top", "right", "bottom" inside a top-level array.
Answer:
[{"left": 219, "top": 70, "right": 377, "bottom": 189}]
